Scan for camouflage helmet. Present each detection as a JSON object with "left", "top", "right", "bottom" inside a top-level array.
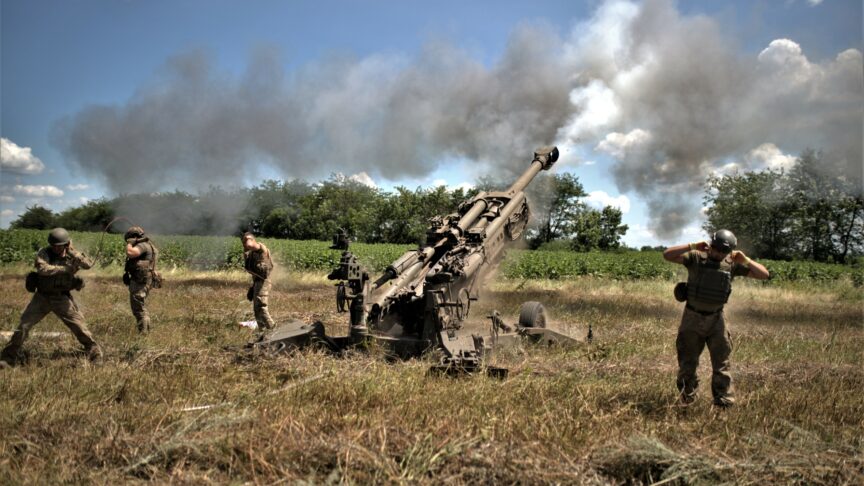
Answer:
[
  {"left": 711, "top": 229, "right": 737, "bottom": 253},
  {"left": 124, "top": 226, "right": 145, "bottom": 240},
  {"left": 47, "top": 227, "right": 71, "bottom": 246}
]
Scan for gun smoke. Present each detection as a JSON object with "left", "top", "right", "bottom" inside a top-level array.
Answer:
[{"left": 52, "top": 0, "right": 862, "bottom": 239}]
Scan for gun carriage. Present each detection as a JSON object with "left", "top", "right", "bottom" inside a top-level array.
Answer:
[{"left": 253, "top": 146, "right": 580, "bottom": 373}]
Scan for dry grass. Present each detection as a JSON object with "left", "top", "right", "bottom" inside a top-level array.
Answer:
[{"left": 0, "top": 268, "right": 862, "bottom": 485}]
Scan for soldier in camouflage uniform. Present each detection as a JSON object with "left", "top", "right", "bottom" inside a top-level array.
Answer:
[
  {"left": 124, "top": 226, "right": 158, "bottom": 333},
  {"left": 0, "top": 228, "right": 102, "bottom": 367},
  {"left": 242, "top": 232, "right": 274, "bottom": 330},
  {"left": 663, "top": 229, "right": 770, "bottom": 407}
]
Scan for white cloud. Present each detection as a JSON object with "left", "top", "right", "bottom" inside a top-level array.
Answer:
[
  {"left": 1, "top": 138, "right": 46, "bottom": 175},
  {"left": 559, "top": 79, "right": 621, "bottom": 142},
  {"left": 583, "top": 160, "right": 596, "bottom": 166},
  {"left": 745, "top": 143, "right": 796, "bottom": 171},
  {"left": 0, "top": 209, "right": 14, "bottom": 217},
  {"left": 12, "top": 185, "right": 64, "bottom": 197},
  {"left": 585, "top": 190, "right": 631, "bottom": 213},
  {"left": 79, "top": 197, "right": 90, "bottom": 204},
  {"left": 0, "top": 195, "right": 14, "bottom": 204},
  {"left": 595, "top": 129, "right": 653, "bottom": 159},
  {"left": 807, "top": 0, "right": 823, "bottom": 6},
  {"left": 431, "top": 179, "right": 473, "bottom": 192},
  {"left": 348, "top": 172, "right": 376, "bottom": 188},
  {"left": 65, "top": 184, "right": 91, "bottom": 191}
]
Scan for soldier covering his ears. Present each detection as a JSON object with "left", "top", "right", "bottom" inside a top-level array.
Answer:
[
  {"left": 1, "top": 228, "right": 102, "bottom": 367},
  {"left": 663, "top": 229, "right": 770, "bottom": 407},
  {"left": 124, "top": 226, "right": 160, "bottom": 333}
]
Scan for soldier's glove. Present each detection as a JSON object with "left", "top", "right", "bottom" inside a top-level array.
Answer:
[
  {"left": 71, "top": 276, "right": 85, "bottom": 291},
  {"left": 122, "top": 272, "right": 131, "bottom": 286},
  {"left": 246, "top": 286, "right": 254, "bottom": 302}
]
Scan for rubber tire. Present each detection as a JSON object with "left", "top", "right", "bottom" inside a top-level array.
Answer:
[{"left": 518, "top": 301, "right": 547, "bottom": 328}]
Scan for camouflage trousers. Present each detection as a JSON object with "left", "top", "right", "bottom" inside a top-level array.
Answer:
[
  {"left": 1, "top": 291, "right": 97, "bottom": 360},
  {"left": 676, "top": 306, "right": 734, "bottom": 405},
  {"left": 252, "top": 279, "right": 274, "bottom": 329},
  {"left": 129, "top": 279, "right": 151, "bottom": 333}
]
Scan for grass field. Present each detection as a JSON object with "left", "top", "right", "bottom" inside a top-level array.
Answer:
[{"left": 0, "top": 264, "right": 862, "bottom": 484}]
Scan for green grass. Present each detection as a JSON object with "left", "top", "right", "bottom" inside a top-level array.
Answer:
[
  {"left": 3, "top": 229, "right": 861, "bottom": 285},
  {"left": 0, "top": 266, "right": 861, "bottom": 484}
]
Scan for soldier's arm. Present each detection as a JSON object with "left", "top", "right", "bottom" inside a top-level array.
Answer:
[
  {"left": 69, "top": 246, "right": 94, "bottom": 270},
  {"left": 663, "top": 241, "right": 708, "bottom": 264},
  {"left": 732, "top": 251, "right": 769, "bottom": 280},
  {"left": 34, "top": 251, "right": 69, "bottom": 276},
  {"left": 126, "top": 239, "right": 143, "bottom": 258}
]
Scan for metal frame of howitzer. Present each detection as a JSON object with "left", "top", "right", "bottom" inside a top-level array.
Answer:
[{"left": 250, "top": 146, "right": 583, "bottom": 373}]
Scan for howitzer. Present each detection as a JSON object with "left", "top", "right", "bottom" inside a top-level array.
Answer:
[{"left": 252, "top": 146, "right": 582, "bottom": 373}]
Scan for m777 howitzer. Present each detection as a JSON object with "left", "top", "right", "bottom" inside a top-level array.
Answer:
[{"left": 252, "top": 146, "right": 582, "bottom": 374}]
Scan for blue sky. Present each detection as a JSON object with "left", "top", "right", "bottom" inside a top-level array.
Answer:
[{"left": 1, "top": 0, "right": 862, "bottom": 247}]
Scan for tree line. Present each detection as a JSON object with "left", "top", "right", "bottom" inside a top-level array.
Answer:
[
  {"left": 9, "top": 173, "right": 629, "bottom": 250},
  {"left": 704, "top": 150, "right": 863, "bottom": 263}
]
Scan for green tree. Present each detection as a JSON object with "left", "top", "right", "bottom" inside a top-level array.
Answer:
[
  {"left": 10, "top": 205, "right": 56, "bottom": 229},
  {"left": 703, "top": 170, "right": 795, "bottom": 259},
  {"left": 527, "top": 173, "right": 588, "bottom": 248},
  {"left": 55, "top": 199, "right": 114, "bottom": 232},
  {"left": 597, "top": 206, "right": 628, "bottom": 250}
]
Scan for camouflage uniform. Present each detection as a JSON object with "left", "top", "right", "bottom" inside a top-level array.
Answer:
[
  {"left": 125, "top": 239, "right": 155, "bottom": 333},
  {"left": 677, "top": 250, "right": 750, "bottom": 406},
  {"left": 1, "top": 247, "right": 99, "bottom": 364},
  {"left": 245, "top": 243, "right": 274, "bottom": 329}
]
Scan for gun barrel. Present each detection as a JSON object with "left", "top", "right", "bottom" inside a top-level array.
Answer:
[{"left": 456, "top": 146, "right": 558, "bottom": 232}]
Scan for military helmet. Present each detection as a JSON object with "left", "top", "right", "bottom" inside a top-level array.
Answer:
[
  {"left": 47, "top": 227, "right": 71, "bottom": 246},
  {"left": 711, "top": 229, "right": 737, "bottom": 253},
  {"left": 124, "top": 226, "right": 145, "bottom": 240}
]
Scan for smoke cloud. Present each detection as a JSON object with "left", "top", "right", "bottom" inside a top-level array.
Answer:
[
  {"left": 52, "top": 0, "right": 862, "bottom": 239},
  {"left": 559, "top": 0, "right": 863, "bottom": 238}
]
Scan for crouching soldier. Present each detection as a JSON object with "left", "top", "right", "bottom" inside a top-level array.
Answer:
[
  {"left": 0, "top": 228, "right": 102, "bottom": 367},
  {"left": 663, "top": 229, "right": 769, "bottom": 407},
  {"left": 241, "top": 233, "right": 274, "bottom": 330},
  {"left": 124, "top": 226, "right": 160, "bottom": 333}
]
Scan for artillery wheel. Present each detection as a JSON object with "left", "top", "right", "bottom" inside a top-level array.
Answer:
[{"left": 518, "top": 301, "right": 547, "bottom": 328}]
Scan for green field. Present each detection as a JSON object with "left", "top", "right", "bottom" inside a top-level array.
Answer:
[
  {"left": 2, "top": 229, "right": 861, "bottom": 285},
  {"left": 1, "top": 230, "right": 862, "bottom": 483}
]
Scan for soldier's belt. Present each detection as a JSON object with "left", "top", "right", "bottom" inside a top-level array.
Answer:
[{"left": 685, "top": 304, "right": 722, "bottom": 316}]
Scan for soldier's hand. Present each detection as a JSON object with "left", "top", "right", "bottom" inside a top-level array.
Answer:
[
  {"left": 126, "top": 238, "right": 137, "bottom": 246},
  {"left": 731, "top": 250, "right": 748, "bottom": 264},
  {"left": 693, "top": 241, "right": 711, "bottom": 251}
]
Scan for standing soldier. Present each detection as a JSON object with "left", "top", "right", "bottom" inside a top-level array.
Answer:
[
  {"left": 663, "top": 229, "right": 770, "bottom": 407},
  {"left": 242, "top": 232, "right": 274, "bottom": 330},
  {"left": 124, "top": 226, "right": 159, "bottom": 334},
  {"left": 0, "top": 228, "right": 102, "bottom": 367}
]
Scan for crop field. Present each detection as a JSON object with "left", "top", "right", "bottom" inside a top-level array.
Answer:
[{"left": 0, "top": 232, "right": 862, "bottom": 484}]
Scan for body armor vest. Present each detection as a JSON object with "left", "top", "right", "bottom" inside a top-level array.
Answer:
[
  {"left": 34, "top": 248, "right": 79, "bottom": 293},
  {"left": 244, "top": 246, "right": 273, "bottom": 280},
  {"left": 125, "top": 241, "right": 156, "bottom": 284},
  {"left": 687, "top": 254, "right": 733, "bottom": 307}
]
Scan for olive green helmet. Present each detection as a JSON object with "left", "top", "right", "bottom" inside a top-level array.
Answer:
[
  {"left": 124, "top": 226, "right": 145, "bottom": 240},
  {"left": 47, "top": 227, "right": 71, "bottom": 246},
  {"left": 710, "top": 229, "right": 737, "bottom": 253}
]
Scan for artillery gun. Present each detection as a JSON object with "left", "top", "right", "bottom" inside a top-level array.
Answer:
[{"left": 252, "top": 146, "right": 581, "bottom": 373}]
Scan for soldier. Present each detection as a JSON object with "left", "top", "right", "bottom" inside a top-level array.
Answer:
[
  {"left": 0, "top": 228, "right": 102, "bottom": 367},
  {"left": 663, "top": 229, "right": 770, "bottom": 407},
  {"left": 124, "top": 226, "right": 159, "bottom": 333},
  {"left": 242, "top": 232, "right": 274, "bottom": 330}
]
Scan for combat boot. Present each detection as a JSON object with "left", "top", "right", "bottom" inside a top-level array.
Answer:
[
  {"left": 84, "top": 343, "right": 103, "bottom": 362},
  {"left": 713, "top": 396, "right": 735, "bottom": 408},
  {"left": 0, "top": 346, "right": 21, "bottom": 368}
]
